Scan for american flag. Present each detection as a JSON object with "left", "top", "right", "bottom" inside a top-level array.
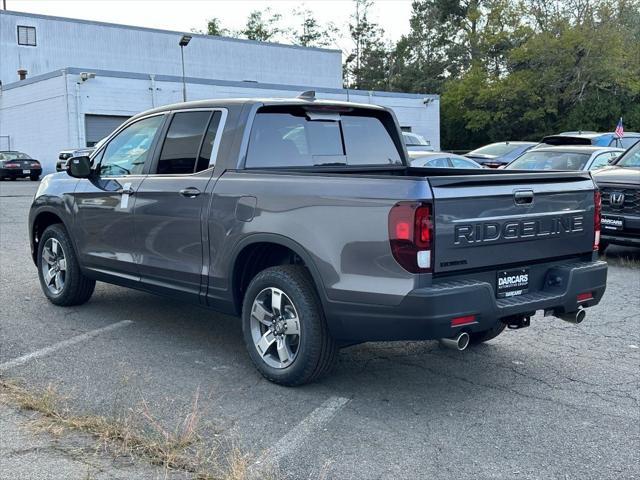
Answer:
[{"left": 615, "top": 118, "right": 624, "bottom": 138}]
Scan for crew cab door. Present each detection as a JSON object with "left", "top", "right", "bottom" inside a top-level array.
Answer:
[
  {"left": 133, "top": 109, "right": 225, "bottom": 301},
  {"left": 73, "top": 114, "right": 166, "bottom": 280}
]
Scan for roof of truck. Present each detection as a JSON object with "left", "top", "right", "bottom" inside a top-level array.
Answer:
[{"left": 130, "top": 97, "right": 387, "bottom": 122}]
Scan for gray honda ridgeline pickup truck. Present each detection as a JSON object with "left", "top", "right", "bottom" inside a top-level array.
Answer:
[{"left": 29, "top": 97, "right": 607, "bottom": 386}]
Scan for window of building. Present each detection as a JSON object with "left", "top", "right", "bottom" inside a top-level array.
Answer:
[{"left": 17, "top": 26, "right": 37, "bottom": 46}]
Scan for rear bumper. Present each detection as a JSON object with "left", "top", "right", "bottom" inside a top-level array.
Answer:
[
  {"left": 602, "top": 233, "right": 640, "bottom": 247},
  {"left": 326, "top": 260, "right": 607, "bottom": 342},
  {"left": 0, "top": 167, "right": 42, "bottom": 178}
]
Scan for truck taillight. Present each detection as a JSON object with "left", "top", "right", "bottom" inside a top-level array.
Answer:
[
  {"left": 593, "top": 190, "right": 601, "bottom": 251},
  {"left": 388, "top": 202, "right": 433, "bottom": 273}
]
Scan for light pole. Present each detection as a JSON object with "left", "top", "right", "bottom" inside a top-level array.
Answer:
[{"left": 179, "top": 35, "right": 192, "bottom": 102}]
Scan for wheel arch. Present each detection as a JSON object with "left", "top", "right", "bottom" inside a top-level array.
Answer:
[
  {"left": 30, "top": 208, "right": 71, "bottom": 265},
  {"left": 229, "top": 234, "right": 328, "bottom": 317}
]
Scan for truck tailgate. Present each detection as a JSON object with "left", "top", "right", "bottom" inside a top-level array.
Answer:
[{"left": 428, "top": 172, "right": 596, "bottom": 274}]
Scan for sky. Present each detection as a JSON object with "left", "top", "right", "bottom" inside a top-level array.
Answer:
[{"left": 4, "top": 0, "right": 415, "bottom": 53}]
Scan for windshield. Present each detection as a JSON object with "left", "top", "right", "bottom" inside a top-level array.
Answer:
[
  {"left": 615, "top": 142, "right": 640, "bottom": 168},
  {"left": 0, "top": 152, "right": 31, "bottom": 160},
  {"left": 402, "top": 132, "right": 429, "bottom": 146},
  {"left": 468, "top": 143, "right": 521, "bottom": 157},
  {"left": 507, "top": 151, "right": 591, "bottom": 170}
]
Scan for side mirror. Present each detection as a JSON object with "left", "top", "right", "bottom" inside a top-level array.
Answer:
[
  {"left": 608, "top": 156, "right": 619, "bottom": 165},
  {"left": 67, "top": 156, "right": 92, "bottom": 178}
]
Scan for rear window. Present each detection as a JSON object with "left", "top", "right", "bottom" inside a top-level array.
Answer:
[
  {"left": 245, "top": 107, "right": 402, "bottom": 168},
  {"left": 0, "top": 152, "right": 30, "bottom": 160},
  {"left": 507, "top": 151, "right": 591, "bottom": 170},
  {"left": 468, "top": 143, "right": 520, "bottom": 157}
]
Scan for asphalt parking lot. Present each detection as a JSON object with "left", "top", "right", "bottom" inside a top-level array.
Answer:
[{"left": 1, "top": 179, "right": 639, "bottom": 479}]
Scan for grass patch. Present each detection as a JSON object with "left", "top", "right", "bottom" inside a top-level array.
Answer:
[
  {"left": 0, "top": 380, "right": 268, "bottom": 480},
  {"left": 603, "top": 253, "right": 640, "bottom": 269}
]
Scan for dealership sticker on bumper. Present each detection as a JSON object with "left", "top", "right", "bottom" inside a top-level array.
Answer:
[
  {"left": 496, "top": 268, "right": 529, "bottom": 298},
  {"left": 601, "top": 215, "right": 624, "bottom": 231}
]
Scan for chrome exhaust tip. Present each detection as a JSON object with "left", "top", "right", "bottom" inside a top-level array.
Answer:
[
  {"left": 440, "top": 332, "right": 470, "bottom": 351},
  {"left": 556, "top": 307, "right": 586, "bottom": 324}
]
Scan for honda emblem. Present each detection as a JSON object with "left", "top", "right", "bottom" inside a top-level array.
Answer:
[{"left": 609, "top": 192, "right": 625, "bottom": 207}]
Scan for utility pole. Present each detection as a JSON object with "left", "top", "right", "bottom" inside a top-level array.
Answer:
[
  {"left": 3, "top": 0, "right": 7, "bottom": 11},
  {"left": 178, "top": 35, "right": 192, "bottom": 102}
]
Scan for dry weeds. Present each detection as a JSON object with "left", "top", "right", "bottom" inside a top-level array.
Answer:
[{"left": 0, "top": 380, "right": 270, "bottom": 480}]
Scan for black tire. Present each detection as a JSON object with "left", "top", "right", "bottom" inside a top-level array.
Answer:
[
  {"left": 37, "top": 224, "right": 95, "bottom": 306},
  {"left": 241, "top": 265, "right": 338, "bottom": 386},
  {"left": 30, "top": 175, "right": 40, "bottom": 181},
  {"left": 469, "top": 322, "right": 506, "bottom": 345}
]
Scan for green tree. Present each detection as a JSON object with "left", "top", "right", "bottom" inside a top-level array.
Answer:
[
  {"left": 205, "top": 17, "right": 228, "bottom": 37},
  {"left": 290, "top": 7, "right": 338, "bottom": 47},
  {"left": 345, "top": 0, "right": 389, "bottom": 90},
  {"left": 240, "top": 8, "right": 283, "bottom": 42}
]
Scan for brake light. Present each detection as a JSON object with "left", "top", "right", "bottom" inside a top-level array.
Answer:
[
  {"left": 388, "top": 202, "right": 433, "bottom": 273},
  {"left": 593, "top": 190, "right": 601, "bottom": 251},
  {"left": 4, "top": 162, "right": 19, "bottom": 168}
]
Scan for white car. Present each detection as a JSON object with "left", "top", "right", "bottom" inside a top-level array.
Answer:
[
  {"left": 56, "top": 138, "right": 106, "bottom": 172},
  {"left": 402, "top": 132, "right": 434, "bottom": 152},
  {"left": 505, "top": 146, "right": 624, "bottom": 171}
]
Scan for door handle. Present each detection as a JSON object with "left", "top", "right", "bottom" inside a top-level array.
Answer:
[
  {"left": 180, "top": 187, "right": 201, "bottom": 198},
  {"left": 120, "top": 182, "right": 135, "bottom": 195},
  {"left": 514, "top": 190, "right": 534, "bottom": 205}
]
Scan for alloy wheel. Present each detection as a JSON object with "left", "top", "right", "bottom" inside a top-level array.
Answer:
[
  {"left": 249, "top": 287, "right": 301, "bottom": 369},
  {"left": 41, "top": 238, "right": 66, "bottom": 295}
]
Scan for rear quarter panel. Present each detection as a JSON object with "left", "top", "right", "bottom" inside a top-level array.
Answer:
[{"left": 207, "top": 171, "right": 431, "bottom": 308}]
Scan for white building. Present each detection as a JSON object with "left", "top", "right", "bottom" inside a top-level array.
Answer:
[{"left": 0, "top": 10, "right": 440, "bottom": 173}]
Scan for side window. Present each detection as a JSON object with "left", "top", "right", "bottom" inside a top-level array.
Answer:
[
  {"left": 195, "top": 111, "right": 223, "bottom": 172},
  {"left": 621, "top": 137, "right": 639, "bottom": 149},
  {"left": 99, "top": 115, "right": 164, "bottom": 176},
  {"left": 589, "top": 153, "right": 612, "bottom": 170},
  {"left": 157, "top": 111, "right": 211, "bottom": 174},
  {"left": 449, "top": 157, "right": 478, "bottom": 168},
  {"left": 426, "top": 157, "right": 450, "bottom": 168}
]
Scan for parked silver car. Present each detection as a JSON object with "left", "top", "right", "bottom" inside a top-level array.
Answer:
[
  {"left": 410, "top": 151, "right": 483, "bottom": 168},
  {"left": 505, "top": 146, "right": 623, "bottom": 171}
]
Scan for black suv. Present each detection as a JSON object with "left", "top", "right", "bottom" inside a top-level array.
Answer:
[{"left": 593, "top": 141, "right": 640, "bottom": 250}]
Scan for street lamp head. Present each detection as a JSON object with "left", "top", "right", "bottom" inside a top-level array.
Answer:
[{"left": 179, "top": 35, "right": 192, "bottom": 47}]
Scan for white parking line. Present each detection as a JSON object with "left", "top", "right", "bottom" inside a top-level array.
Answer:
[
  {"left": 250, "top": 396, "right": 350, "bottom": 476},
  {"left": 0, "top": 320, "right": 133, "bottom": 372}
]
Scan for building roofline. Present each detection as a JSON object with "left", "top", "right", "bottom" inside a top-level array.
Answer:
[
  {"left": 0, "top": 9, "right": 342, "bottom": 54},
  {"left": 1, "top": 67, "right": 440, "bottom": 101}
]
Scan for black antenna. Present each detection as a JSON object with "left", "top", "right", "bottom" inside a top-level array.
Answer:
[{"left": 298, "top": 90, "right": 316, "bottom": 101}]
